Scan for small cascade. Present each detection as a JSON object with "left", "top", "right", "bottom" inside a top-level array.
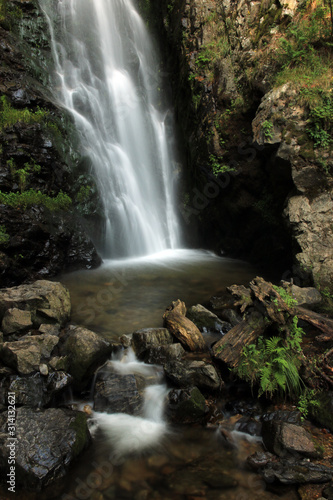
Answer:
[
  {"left": 92, "top": 349, "right": 169, "bottom": 456},
  {"left": 38, "top": 0, "right": 181, "bottom": 258}
]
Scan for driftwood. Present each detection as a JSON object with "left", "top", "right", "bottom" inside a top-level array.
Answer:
[
  {"left": 295, "top": 307, "right": 333, "bottom": 338},
  {"left": 212, "top": 312, "right": 266, "bottom": 368},
  {"left": 163, "top": 300, "right": 206, "bottom": 352}
]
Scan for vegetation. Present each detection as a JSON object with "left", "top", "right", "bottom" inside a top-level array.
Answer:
[
  {"left": 297, "top": 388, "right": 320, "bottom": 421},
  {"left": 0, "top": 225, "right": 9, "bottom": 245},
  {"left": 0, "top": 96, "right": 48, "bottom": 131},
  {"left": 262, "top": 120, "right": 274, "bottom": 140},
  {"left": 209, "top": 154, "right": 235, "bottom": 177},
  {"left": 272, "top": 285, "right": 297, "bottom": 308},
  {"left": 8, "top": 158, "right": 42, "bottom": 192},
  {"left": 234, "top": 314, "right": 305, "bottom": 399},
  {"left": 0, "top": 189, "right": 72, "bottom": 211}
]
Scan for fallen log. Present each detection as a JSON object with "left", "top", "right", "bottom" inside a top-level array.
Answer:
[
  {"left": 295, "top": 307, "right": 333, "bottom": 338},
  {"left": 211, "top": 312, "right": 266, "bottom": 368}
]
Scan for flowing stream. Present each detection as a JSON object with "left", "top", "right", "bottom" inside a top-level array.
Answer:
[
  {"left": 30, "top": 2, "right": 299, "bottom": 500},
  {"left": 39, "top": 0, "right": 181, "bottom": 257}
]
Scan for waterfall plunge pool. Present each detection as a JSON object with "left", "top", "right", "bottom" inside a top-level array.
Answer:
[{"left": 58, "top": 249, "right": 259, "bottom": 340}]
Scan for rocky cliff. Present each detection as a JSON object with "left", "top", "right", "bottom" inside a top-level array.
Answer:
[
  {"left": 0, "top": 0, "right": 102, "bottom": 286},
  {"left": 148, "top": 0, "right": 333, "bottom": 290}
]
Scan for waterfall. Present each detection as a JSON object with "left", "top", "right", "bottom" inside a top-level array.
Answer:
[{"left": 38, "top": 0, "right": 181, "bottom": 258}]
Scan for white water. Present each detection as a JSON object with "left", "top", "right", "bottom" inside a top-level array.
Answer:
[
  {"left": 93, "top": 349, "right": 169, "bottom": 456},
  {"left": 39, "top": 0, "right": 181, "bottom": 258}
]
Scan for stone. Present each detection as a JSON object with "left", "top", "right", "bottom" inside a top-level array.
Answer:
[
  {"left": 39, "top": 363, "right": 49, "bottom": 376},
  {"left": 235, "top": 416, "right": 262, "bottom": 436},
  {"left": 46, "top": 371, "right": 73, "bottom": 394},
  {"left": 0, "top": 334, "right": 59, "bottom": 375},
  {"left": 0, "top": 280, "right": 71, "bottom": 327},
  {"left": 0, "top": 407, "right": 90, "bottom": 489},
  {"left": 131, "top": 328, "right": 173, "bottom": 359},
  {"left": 186, "top": 304, "right": 231, "bottom": 334},
  {"left": 1, "top": 373, "right": 51, "bottom": 407},
  {"left": 262, "top": 421, "right": 319, "bottom": 459},
  {"left": 261, "top": 458, "right": 333, "bottom": 485},
  {"left": 280, "top": 282, "right": 322, "bottom": 307},
  {"left": 94, "top": 372, "right": 142, "bottom": 415},
  {"left": 167, "top": 386, "right": 207, "bottom": 423},
  {"left": 143, "top": 343, "right": 185, "bottom": 365},
  {"left": 61, "top": 325, "right": 112, "bottom": 384},
  {"left": 38, "top": 324, "right": 61, "bottom": 336},
  {"left": 49, "top": 356, "right": 69, "bottom": 372},
  {"left": 1, "top": 308, "right": 33, "bottom": 335},
  {"left": 322, "top": 482, "right": 333, "bottom": 500},
  {"left": 163, "top": 300, "right": 206, "bottom": 352},
  {"left": 285, "top": 194, "right": 333, "bottom": 290},
  {"left": 163, "top": 359, "right": 221, "bottom": 391}
]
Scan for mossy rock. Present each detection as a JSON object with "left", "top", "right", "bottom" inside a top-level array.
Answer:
[{"left": 310, "top": 391, "right": 333, "bottom": 432}]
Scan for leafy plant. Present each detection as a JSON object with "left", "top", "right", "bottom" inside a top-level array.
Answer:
[
  {"left": 273, "top": 285, "right": 297, "bottom": 308},
  {"left": 209, "top": 154, "right": 235, "bottom": 177},
  {"left": 262, "top": 120, "right": 274, "bottom": 140},
  {"left": 0, "top": 225, "right": 9, "bottom": 245},
  {"left": 234, "top": 320, "right": 304, "bottom": 398},
  {"left": 297, "top": 388, "right": 320, "bottom": 420}
]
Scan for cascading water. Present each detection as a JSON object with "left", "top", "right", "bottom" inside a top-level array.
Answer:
[{"left": 38, "top": 0, "right": 181, "bottom": 258}]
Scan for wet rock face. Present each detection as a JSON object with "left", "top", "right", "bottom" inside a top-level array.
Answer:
[
  {"left": 262, "top": 421, "right": 320, "bottom": 459},
  {"left": 0, "top": 407, "right": 90, "bottom": 490},
  {"left": 167, "top": 386, "right": 208, "bottom": 423},
  {"left": 94, "top": 372, "right": 143, "bottom": 415},
  {"left": 0, "top": 1, "right": 102, "bottom": 286}
]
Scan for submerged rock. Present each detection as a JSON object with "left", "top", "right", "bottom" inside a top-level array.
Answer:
[{"left": 0, "top": 407, "right": 90, "bottom": 490}]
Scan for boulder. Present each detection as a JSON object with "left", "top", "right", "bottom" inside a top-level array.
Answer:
[
  {"left": 61, "top": 325, "right": 112, "bottom": 384},
  {"left": 163, "top": 300, "right": 206, "bottom": 352},
  {"left": 167, "top": 386, "right": 207, "bottom": 423},
  {"left": 186, "top": 304, "right": 231, "bottom": 334},
  {"left": 0, "top": 407, "right": 90, "bottom": 490},
  {"left": 163, "top": 359, "right": 221, "bottom": 391},
  {"left": 94, "top": 372, "right": 142, "bottom": 415},
  {"left": 131, "top": 328, "right": 173, "bottom": 359},
  {"left": 0, "top": 280, "right": 71, "bottom": 327},
  {"left": 0, "top": 334, "right": 59, "bottom": 375},
  {"left": 1, "top": 308, "right": 33, "bottom": 335},
  {"left": 262, "top": 421, "right": 320, "bottom": 459}
]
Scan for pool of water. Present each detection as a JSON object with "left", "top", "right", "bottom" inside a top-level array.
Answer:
[{"left": 58, "top": 249, "right": 258, "bottom": 340}]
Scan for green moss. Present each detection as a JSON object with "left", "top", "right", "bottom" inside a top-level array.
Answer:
[
  {"left": 69, "top": 412, "right": 89, "bottom": 457},
  {"left": 309, "top": 391, "right": 333, "bottom": 432},
  {"left": 0, "top": 189, "right": 72, "bottom": 211},
  {"left": 0, "top": 225, "right": 9, "bottom": 245}
]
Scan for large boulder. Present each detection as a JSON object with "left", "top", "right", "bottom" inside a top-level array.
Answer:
[
  {"left": 163, "top": 300, "right": 206, "bottom": 352},
  {"left": 61, "top": 325, "right": 112, "bottom": 384},
  {"left": 261, "top": 458, "right": 333, "bottom": 485},
  {"left": 0, "top": 334, "right": 59, "bottom": 375},
  {"left": 0, "top": 280, "right": 71, "bottom": 328},
  {"left": 0, "top": 407, "right": 90, "bottom": 490}
]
